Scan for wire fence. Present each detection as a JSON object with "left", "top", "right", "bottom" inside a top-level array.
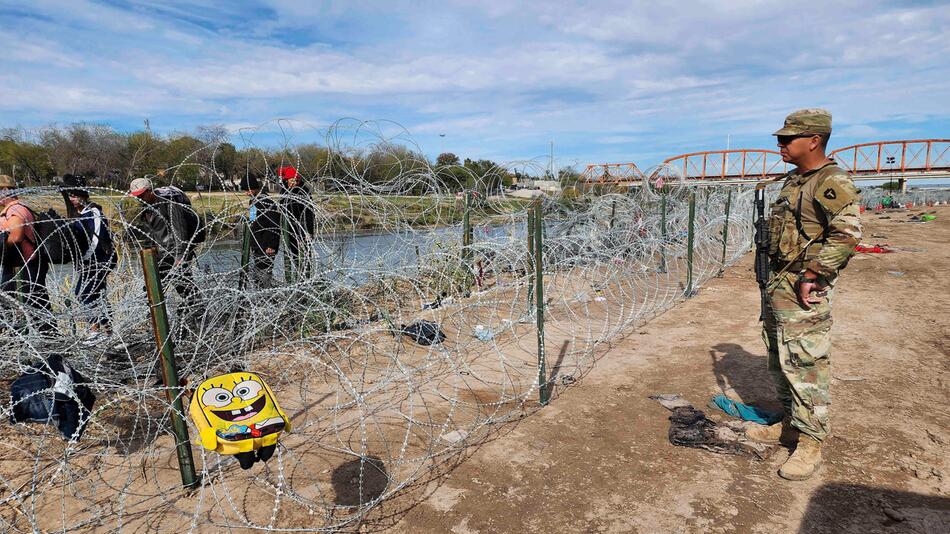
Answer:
[{"left": 1, "top": 124, "right": 946, "bottom": 532}]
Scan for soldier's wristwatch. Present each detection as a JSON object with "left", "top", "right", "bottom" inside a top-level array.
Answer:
[{"left": 796, "top": 271, "right": 814, "bottom": 285}]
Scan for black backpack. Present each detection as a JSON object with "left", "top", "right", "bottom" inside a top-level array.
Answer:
[
  {"left": 9, "top": 354, "right": 96, "bottom": 441},
  {"left": 28, "top": 207, "right": 77, "bottom": 265},
  {"left": 154, "top": 186, "right": 207, "bottom": 245}
]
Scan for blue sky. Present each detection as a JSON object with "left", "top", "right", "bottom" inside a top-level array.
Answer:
[{"left": 1, "top": 0, "right": 948, "bottom": 168}]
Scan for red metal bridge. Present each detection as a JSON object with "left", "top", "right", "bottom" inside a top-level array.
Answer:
[{"left": 582, "top": 139, "right": 950, "bottom": 185}]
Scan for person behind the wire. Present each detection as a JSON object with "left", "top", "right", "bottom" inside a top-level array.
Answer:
[
  {"left": 277, "top": 166, "right": 315, "bottom": 270},
  {"left": 127, "top": 177, "right": 200, "bottom": 299},
  {"left": 63, "top": 174, "right": 117, "bottom": 338},
  {"left": 242, "top": 172, "right": 280, "bottom": 289},
  {"left": 0, "top": 174, "right": 54, "bottom": 331}
]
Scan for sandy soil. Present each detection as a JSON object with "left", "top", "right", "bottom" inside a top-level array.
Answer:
[
  {"left": 374, "top": 206, "right": 950, "bottom": 533},
  {"left": 3, "top": 206, "right": 946, "bottom": 533}
]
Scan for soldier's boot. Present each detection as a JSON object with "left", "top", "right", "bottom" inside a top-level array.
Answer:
[
  {"left": 745, "top": 417, "right": 794, "bottom": 444},
  {"left": 779, "top": 434, "right": 822, "bottom": 481}
]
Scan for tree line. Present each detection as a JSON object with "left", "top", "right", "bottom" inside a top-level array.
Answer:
[{"left": 0, "top": 123, "right": 576, "bottom": 196}]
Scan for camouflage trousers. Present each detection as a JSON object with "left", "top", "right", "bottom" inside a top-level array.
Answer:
[{"left": 761, "top": 270, "right": 837, "bottom": 442}]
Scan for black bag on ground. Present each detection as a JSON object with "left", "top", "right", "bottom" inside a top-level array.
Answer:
[
  {"left": 9, "top": 354, "right": 96, "bottom": 441},
  {"left": 154, "top": 186, "right": 207, "bottom": 245},
  {"left": 400, "top": 320, "right": 446, "bottom": 346}
]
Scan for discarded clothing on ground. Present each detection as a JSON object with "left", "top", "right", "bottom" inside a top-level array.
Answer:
[
  {"left": 650, "top": 394, "right": 776, "bottom": 460},
  {"left": 9, "top": 354, "right": 96, "bottom": 441},
  {"left": 400, "top": 320, "right": 446, "bottom": 346},
  {"left": 709, "top": 394, "right": 783, "bottom": 425},
  {"left": 855, "top": 244, "right": 893, "bottom": 254}
]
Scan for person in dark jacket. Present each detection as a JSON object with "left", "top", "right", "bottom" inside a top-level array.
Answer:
[
  {"left": 277, "top": 166, "right": 315, "bottom": 274},
  {"left": 128, "top": 177, "right": 200, "bottom": 298},
  {"left": 64, "top": 175, "right": 117, "bottom": 336},
  {"left": 242, "top": 173, "right": 280, "bottom": 288}
]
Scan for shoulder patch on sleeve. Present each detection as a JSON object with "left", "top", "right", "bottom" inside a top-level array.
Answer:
[{"left": 815, "top": 173, "right": 859, "bottom": 214}]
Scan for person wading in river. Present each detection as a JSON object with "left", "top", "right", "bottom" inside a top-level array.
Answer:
[
  {"left": 63, "top": 174, "right": 117, "bottom": 339},
  {"left": 242, "top": 172, "right": 280, "bottom": 289}
]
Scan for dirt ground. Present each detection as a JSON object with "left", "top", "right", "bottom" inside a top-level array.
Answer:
[{"left": 376, "top": 207, "right": 950, "bottom": 533}]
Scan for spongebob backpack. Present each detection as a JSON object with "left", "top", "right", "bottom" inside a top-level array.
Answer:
[{"left": 189, "top": 372, "right": 290, "bottom": 468}]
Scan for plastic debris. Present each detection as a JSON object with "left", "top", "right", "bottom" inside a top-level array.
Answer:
[
  {"left": 473, "top": 325, "right": 495, "bottom": 341},
  {"left": 440, "top": 430, "right": 468, "bottom": 444},
  {"left": 709, "top": 394, "right": 783, "bottom": 425},
  {"left": 855, "top": 244, "right": 893, "bottom": 253}
]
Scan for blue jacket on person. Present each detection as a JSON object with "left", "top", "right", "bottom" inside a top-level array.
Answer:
[{"left": 69, "top": 202, "right": 115, "bottom": 265}]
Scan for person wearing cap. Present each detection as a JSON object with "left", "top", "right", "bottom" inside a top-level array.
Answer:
[
  {"left": 745, "top": 109, "right": 863, "bottom": 480},
  {"left": 277, "top": 166, "right": 315, "bottom": 272},
  {"left": 128, "top": 177, "right": 200, "bottom": 298},
  {"left": 63, "top": 175, "right": 117, "bottom": 337},
  {"left": 241, "top": 172, "right": 280, "bottom": 288},
  {"left": 0, "top": 174, "right": 54, "bottom": 330}
]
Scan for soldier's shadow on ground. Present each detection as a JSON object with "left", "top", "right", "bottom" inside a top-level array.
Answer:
[
  {"left": 799, "top": 483, "right": 950, "bottom": 534},
  {"left": 709, "top": 343, "right": 783, "bottom": 412}
]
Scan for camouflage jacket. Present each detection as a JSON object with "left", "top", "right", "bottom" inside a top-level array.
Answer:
[{"left": 768, "top": 161, "right": 862, "bottom": 277}]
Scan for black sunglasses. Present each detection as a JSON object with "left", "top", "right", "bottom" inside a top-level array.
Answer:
[{"left": 776, "top": 134, "right": 816, "bottom": 146}]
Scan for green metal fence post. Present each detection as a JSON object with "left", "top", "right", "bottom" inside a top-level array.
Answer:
[
  {"left": 526, "top": 205, "right": 535, "bottom": 309},
  {"left": 719, "top": 188, "right": 732, "bottom": 275},
  {"left": 534, "top": 200, "right": 548, "bottom": 405},
  {"left": 686, "top": 190, "right": 696, "bottom": 296},
  {"left": 140, "top": 248, "right": 199, "bottom": 490}
]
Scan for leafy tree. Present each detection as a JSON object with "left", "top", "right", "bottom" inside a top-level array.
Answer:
[
  {"left": 213, "top": 142, "right": 238, "bottom": 187},
  {"left": 436, "top": 152, "right": 460, "bottom": 167},
  {"left": 0, "top": 136, "right": 54, "bottom": 186}
]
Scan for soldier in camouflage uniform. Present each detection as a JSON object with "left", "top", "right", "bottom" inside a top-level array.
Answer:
[{"left": 745, "top": 109, "right": 863, "bottom": 481}]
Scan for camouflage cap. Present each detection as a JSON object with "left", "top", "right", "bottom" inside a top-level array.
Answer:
[{"left": 773, "top": 108, "right": 832, "bottom": 136}]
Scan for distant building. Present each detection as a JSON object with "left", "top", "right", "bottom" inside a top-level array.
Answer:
[{"left": 517, "top": 179, "right": 561, "bottom": 193}]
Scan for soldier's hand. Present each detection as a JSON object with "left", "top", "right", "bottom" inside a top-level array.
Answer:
[
  {"left": 796, "top": 271, "right": 823, "bottom": 309},
  {"left": 265, "top": 247, "right": 276, "bottom": 255}
]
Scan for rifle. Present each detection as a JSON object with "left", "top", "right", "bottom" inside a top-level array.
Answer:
[{"left": 753, "top": 183, "right": 771, "bottom": 322}]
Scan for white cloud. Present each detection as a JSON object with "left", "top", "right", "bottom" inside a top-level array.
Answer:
[{"left": 0, "top": 0, "right": 947, "bottom": 165}]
